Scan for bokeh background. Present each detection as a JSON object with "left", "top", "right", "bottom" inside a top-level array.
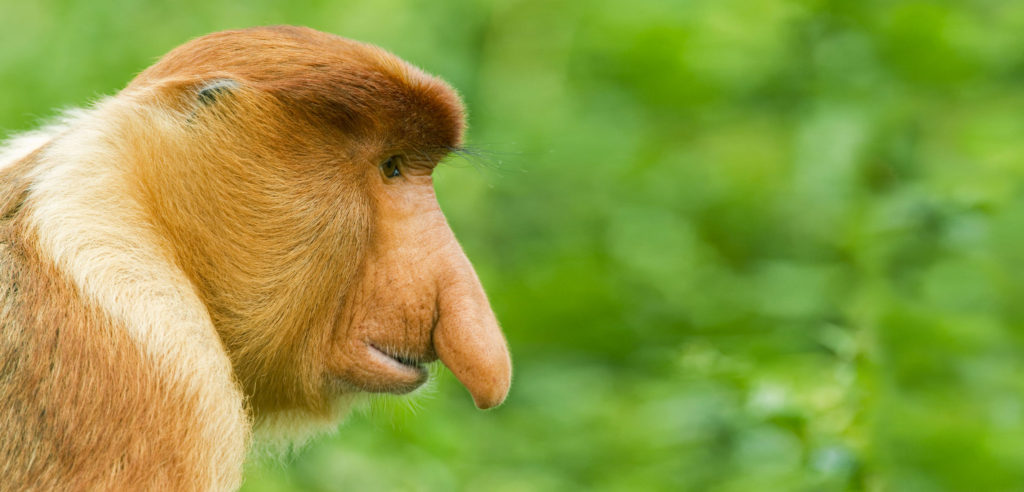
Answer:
[{"left": 4, "top": 1, "right": 1024, "bottom": 490}]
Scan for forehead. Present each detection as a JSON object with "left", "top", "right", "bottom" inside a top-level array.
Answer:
[{"left": 132, "top": 26, "right": 465, "bottom": 151}]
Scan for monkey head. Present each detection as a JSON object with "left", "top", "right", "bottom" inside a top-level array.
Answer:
[{"left": 119, "top": 26, "right": 511, "bottom": 424}]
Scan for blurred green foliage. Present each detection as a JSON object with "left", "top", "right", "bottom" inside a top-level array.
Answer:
[{"left": 4, "top": 0, "right": 1024, "bottom": 490}]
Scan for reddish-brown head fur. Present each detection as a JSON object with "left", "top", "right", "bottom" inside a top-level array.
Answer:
[{"left": 126, "top": 26, "right": 511, "bottom": 417}]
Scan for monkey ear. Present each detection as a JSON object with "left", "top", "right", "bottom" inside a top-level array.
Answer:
[{"left": 197, "top": 79, "right": 240, "bottom": 105}]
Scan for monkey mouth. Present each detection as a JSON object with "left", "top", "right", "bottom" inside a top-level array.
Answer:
[
  {"left": 365, "top": 343, "right": 430, "bottom": 392},
  {"left": 370, "top": 344, "right": 424, "bottom": 369}
]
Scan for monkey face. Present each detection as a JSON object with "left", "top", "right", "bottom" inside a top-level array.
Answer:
[
  {"left": 325, "top": 144, "right": 510, "bottom": 411},
  {"left": 127, "top": 26, "right": 511, "bottom": 419},
  {"left": 328, "top": 154, "right": 509, "bottom": 409}
]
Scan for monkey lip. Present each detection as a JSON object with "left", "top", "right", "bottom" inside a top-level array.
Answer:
[
  {"left": 365, "top": 343, "right": 430, "bottom": 393},
  {"left": 369, "top": 344, "right": 424, "bottom": 369}
]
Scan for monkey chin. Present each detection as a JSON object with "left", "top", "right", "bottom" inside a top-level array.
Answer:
[
  {"left": 253, "top": 346, "right": 436, "bottom": 454},
  {"left": 252, "top": 365, "right": 439, "bottom": 456},
  {"left": 251, "top": 392, "right": 364, "bottom": 455}
]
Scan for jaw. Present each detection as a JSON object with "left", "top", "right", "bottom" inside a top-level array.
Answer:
[{"left": 251, "top": 392, "right": 364, "bottom": 454}]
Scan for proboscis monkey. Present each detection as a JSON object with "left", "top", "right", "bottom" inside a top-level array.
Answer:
[{"left": 0, "top": 25, "right": 511, "bottom": 490}]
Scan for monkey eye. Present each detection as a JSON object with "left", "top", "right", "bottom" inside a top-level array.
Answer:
[{"left": 380, "top": 156, "right": 401, "bottom": 179}]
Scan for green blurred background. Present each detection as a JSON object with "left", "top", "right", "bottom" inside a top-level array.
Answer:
[{"left": 4, "top": 1, "right": 1024, "bottom": 490}]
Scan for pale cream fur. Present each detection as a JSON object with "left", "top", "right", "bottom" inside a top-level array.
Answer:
[
  {"left": 22, "top": 94, "right": 249, "bottom": 490},
  {"left": 0, "top": 109, "right": 85, "bottom": 171}
]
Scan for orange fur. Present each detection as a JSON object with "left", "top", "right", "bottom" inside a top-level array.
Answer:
[{"left": 0, "top": 26, "right": 511, "bottom": 490}]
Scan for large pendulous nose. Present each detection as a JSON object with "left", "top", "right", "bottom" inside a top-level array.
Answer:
[{"left": 432, "top": 251, "right": 512, "bottom": 409}]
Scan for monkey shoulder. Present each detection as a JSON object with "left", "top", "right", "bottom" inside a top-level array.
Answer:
[{"left": 0, "top": 176, "right": 209, "bottom": 489}]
